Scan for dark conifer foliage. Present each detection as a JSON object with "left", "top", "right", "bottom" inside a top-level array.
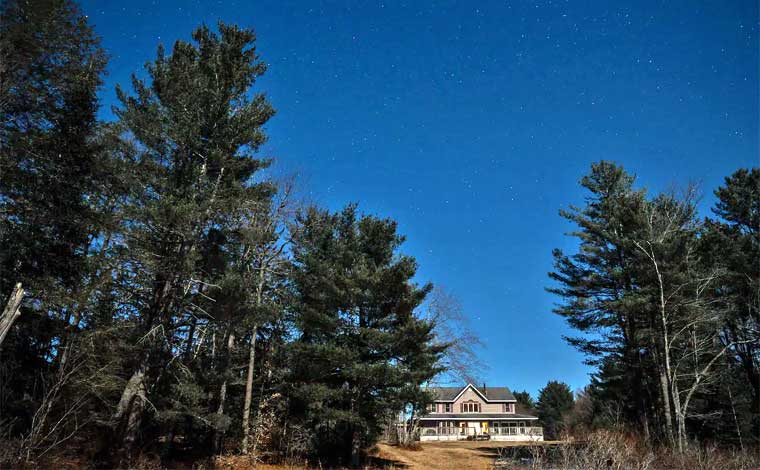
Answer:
[
  {"left": 0, "top": 4, "right": 449, "bottom": 465},
  {"left": 109, "top": 21, "right": 276, "bottom": 455},
  {"left": 1, "top": 0, "right": 756, "bottom": 466},
  {"left": 513, "top": 390, "right": 537, "bottom": 414},
  {"left": 702, "top": 169, "right": 760, "bottom": 441},
  {"left": 0, "top": 0, "right": 107, "bottom": 291},
  {"left": 536, "top": 381, "right": 574, "bottom": 440},
  {"left": 286, "top": 205, "right": 445, "bottom": 465},
  {"left": 548, "top": 162, "right": 652, "bottom": 435},
  {"left": 0, "top": 0, "right": 113, "bottom": 449},
  {"left": 549, "top": 162, "right": 760, "bottom": 449}
]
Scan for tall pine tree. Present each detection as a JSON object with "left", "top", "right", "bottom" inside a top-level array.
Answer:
[
  {"left": 703, "top": 169, "right": 760, "bottom": 444},
  {"left": 547, "top": 161, "right": 655, "bottom": 438},
  {"left": 0, "top": 0, "right": 113, "bottom": 446},
  {"left": 286, "top": 205, "right": 444, "bottom": 465},
  {"left": 110, "top": 22, "right": 275, "bottom": 457}
]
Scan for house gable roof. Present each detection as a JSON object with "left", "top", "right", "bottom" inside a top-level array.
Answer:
[{"left": 428, "top": 383, "right": 516, "bottom": 402}]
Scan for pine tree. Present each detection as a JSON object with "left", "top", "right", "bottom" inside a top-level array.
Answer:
[
  {"left": 549, "top": 162, "right": 758, "bottom": 449},
  {"left": 0, "top": 0, "right": 107, "bottom": 294},
  {"left": 547, "top": 161, "right": 654, "bottom": 437},
  {"left": 702, "top": 168, "right": 760, "bottom": 444},
  {"left": 536, "top": 380, "right": 574, "bottom": 440},
  {"left": 513, "top": 390, "right": 537, "bottom": 414},
  {"left": 286, "top": 205, "right": 444, "bottom": 465},
  {"left": 0, "top": 0, "right": 113, "bottom": 450},
  {"left": 110, "top": 22, "right": 275, "bottom": 457}
]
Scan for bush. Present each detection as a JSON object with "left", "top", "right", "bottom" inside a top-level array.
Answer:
[{"left": 503, "top": 431, "right": 759, "bottom": 470}]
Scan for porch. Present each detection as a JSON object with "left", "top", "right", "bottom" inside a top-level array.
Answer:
[{"left": 420, "top": 421, "right": 544, "bottom": 442}]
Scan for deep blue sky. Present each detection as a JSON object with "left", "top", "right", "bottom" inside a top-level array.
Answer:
[{"left": 81, "top": 0, "right": 758, "bottom": 397}]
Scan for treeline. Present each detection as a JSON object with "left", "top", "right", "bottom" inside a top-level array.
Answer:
[
  {"left": 0, "top": 1, "right": 446, "bottom": 466},
  {"left": 549, "top": 162, "right": 759, "bottom": 450}
]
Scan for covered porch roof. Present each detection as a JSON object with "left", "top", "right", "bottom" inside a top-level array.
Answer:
[{"left": 420, "top": 413, "right": 538, "bottom": 421}]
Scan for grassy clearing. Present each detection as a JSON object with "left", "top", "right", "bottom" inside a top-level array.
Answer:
[{"left": 237, "top": 432, "right": 760, "bottom": 470}]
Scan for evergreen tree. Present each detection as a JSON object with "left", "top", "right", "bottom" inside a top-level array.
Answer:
[
  {"left": 549, "top": 162, "right": 759, "bottom": 449},
  {"left": 0, "top": 0, "right": 107, "bottom": 293},
  {"left": 513, "top": 390, "right": 536, "bottom": 414},
  {"left": 0, "top": 0, "right": 115, "bottom": 448},
  {"left": 547, "top": 161, "right": 654, "bottom": 437},
  {"left": 110, "top": 22, "right": 275, "bottom": 457},
  {"left": 702, "top": 168, "right": 760, "bottom": 444},
  {"left": 536, "top": 380, "right": 574, "bottom": 440},
  {"left": 286, "top": 205, "right": 444, "bottom": 465}
]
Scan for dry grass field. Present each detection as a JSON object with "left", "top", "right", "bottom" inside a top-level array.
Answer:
[
  {"left": 372, "top": 440, "right": 540, "bottom": 470},
  {"left": 238, "top": 441, "right": 555, "bottom": 470},
  {"left": 204, "top": 431, "right": 760, "bottom": 470}
]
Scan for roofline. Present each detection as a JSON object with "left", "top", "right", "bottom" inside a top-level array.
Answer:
[
  {"left": 434, "top": 399, "right": 516, "bottom": 403},
  {"left": 432, "top": 383, "right": 516, "bottom": 403},
  {"left": 454, "top": 383, "right": 485, "bottom": 402},
  {"left": 419, "top": 416, "right": 539, "bottom": 421}
]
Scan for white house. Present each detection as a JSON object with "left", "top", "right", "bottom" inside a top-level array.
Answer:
[{"left": 418, "top": 383, "right": 543, "bottom": 442}]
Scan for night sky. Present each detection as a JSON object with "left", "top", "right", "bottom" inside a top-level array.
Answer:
[{"left": 81, "top": 0, "right": 758, "bottom": 396}]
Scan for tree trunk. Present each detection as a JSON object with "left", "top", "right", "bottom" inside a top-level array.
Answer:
[
  {"left": 240, "top": 325, "right": 258, "bottom": 455},
  {"left": 350, "top": 430, "right": 361, "bottom": 467},
  {"left": 213, "top": 331, "right": 235, "bottom": 453},
  {"left": 727, "top": 384, "right": 744, "bottom": 451},
  {"left": 114, "top": 277, "right": 174, "bottom": 453},
  {"left": 184, "top": 316, "right": 197, "bottom": 361},
  {"left": 242, "top": 265, "right": 267, "bottom": 454},
  {"left": 635, "top": 241, "right": 675, "bottom": 445},
  {"left": 675, "top": 340, "right": 749, "bottom": 453},
  {"left": 0, "top": 282, "right": 24, "bottom": 349},
  {"left": 672, "top": 377, "right": 686, "bottom": 452},
  {"left": 655, "top": 264, "right": 676, "bottom": 446},
  {"left": 659, "top": 357, "right": 675, "bottom": 442},
  {"left": 114, "top": 362, "right": 149, "bottom": 457}
]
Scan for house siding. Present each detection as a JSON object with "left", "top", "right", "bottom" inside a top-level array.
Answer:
[
  {"left": 420, "top": 385, "right": 541, "bottom": 442},
  {"left": 451, "top": 387, "right": 510, "bottom": 413}
]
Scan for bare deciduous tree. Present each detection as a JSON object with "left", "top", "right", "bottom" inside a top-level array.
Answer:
[
  {"left": 633, "top": 185, "right": 755, "bottom": 452},
  {"left": 425, "top": 286, "right": 485, "bottom": 385},
  {"left": 241, "top": 178, "right": 298, "bottom": 456}
]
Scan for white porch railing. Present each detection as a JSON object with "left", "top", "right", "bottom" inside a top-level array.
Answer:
[
  {"left": 423, "top": 427, "right": 459, "bottom": 436},
  {"left": 421, "top": 426, "right": 543, "bottom": 437},
  {"left": 491, "top": 426, "right": 543, "bottom": 437}
]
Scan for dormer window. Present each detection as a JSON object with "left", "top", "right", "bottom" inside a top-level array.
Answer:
[{"left": 460, "top": 402, "right": 480, "bottom": 413}]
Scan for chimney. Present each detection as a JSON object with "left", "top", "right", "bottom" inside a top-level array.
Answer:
[{"left": 483, "top": 383, "right": 487, "bottom": 396}]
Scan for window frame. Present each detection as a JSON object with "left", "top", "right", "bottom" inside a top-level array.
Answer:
[{"left": 460, "top": 401, "right": 480, "bottom": 413}]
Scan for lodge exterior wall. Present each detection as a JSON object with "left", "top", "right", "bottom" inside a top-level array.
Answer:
[{"left": 451, "top": 387, "right": 510, "bottom": 413}]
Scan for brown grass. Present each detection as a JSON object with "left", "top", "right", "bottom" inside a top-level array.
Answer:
[
  {"left": 222, "top": 441, "right": 559, "bottom": 470},
  {"left": 374, "top": 440, "right": 553, "bottom": 470},
  {"left": 231, "top": 433, "right": 760, "bottom": 470},
  {"left": 199, "top": 441, "right": 518, "bottom": 469},
  {"left": 9, "top": 432, "right": 758, "bottom": 469}
]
